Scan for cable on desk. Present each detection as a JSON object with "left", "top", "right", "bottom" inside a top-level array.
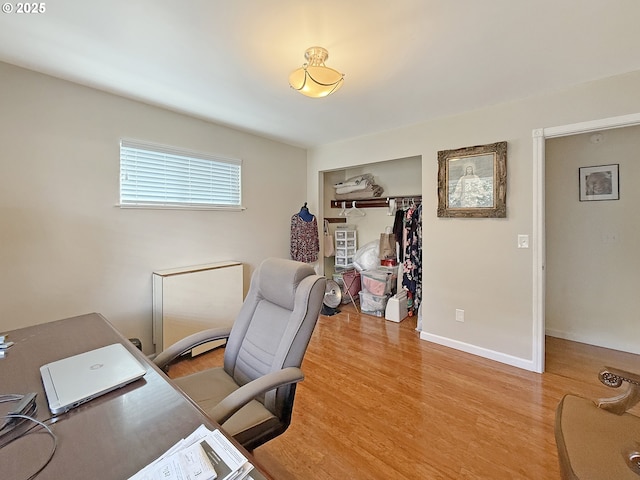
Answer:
[
  {"left": 0, "top": 394, "right": 23, "bottom": 402},
  {"left": 0, "top": 394, "right": 58, "bottom": 480},
  {"left": 0, "top": 393, "right": 37, "bottom": 433}
]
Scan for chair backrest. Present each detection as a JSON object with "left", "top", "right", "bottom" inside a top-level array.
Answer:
[{"left": 223, "top": 257, "right": 325, "bottom": 420}]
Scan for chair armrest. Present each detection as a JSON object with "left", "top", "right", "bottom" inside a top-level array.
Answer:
[
  {"left": 211, "top": 367, "right": 304, "bottom": 425},
  {"left": 153, "top": 326, "right": 231, "bottom": 371},
  {"left": 596, "top": 366, "right": 640, "bottom": 414}
]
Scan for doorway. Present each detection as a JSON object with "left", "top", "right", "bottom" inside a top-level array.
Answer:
[{"left": 532, "top": 112, "right": 640, "bottom": 373}]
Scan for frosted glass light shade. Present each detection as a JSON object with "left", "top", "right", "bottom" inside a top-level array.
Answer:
[{"left": 289, "top": 47, "right": 344, "bottom": 98}]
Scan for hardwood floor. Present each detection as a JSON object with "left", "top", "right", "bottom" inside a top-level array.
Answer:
[{"left": 168, "top": 304, "right": 640, "bottom": 479}]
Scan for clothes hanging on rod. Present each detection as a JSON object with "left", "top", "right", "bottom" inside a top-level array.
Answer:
[
  {"left": 392, "top": 208, "right": 404, "bottom": 260},
  {"left": 290, "top": 203, "right": 319, "bottom": 263},
  {"left": 402, "top": 202, "right": 422, "bottom": 315}
]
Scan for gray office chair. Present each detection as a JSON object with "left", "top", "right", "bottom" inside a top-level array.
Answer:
[
  {"left": 555, "top": 366, "right": 640, "bottom": 479},
  {"left": 154, "top": 257, "right": 326, "bottom": 450}
]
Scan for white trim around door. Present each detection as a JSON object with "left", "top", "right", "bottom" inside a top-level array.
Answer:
[{"left": 532, "top": 112, "right": 640, "bottom": 373}]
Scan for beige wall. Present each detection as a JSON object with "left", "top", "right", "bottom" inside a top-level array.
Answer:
[
  {"left": 309, "top": 70, "right": 640, "bottom": 369},
  {"left": 545, "top": 126, "right": 640, "bottom": 354},
  {"left": 0, "top": 62, "right": 307, "bottom": 353}
]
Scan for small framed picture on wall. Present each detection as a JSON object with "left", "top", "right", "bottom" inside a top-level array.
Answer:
[{"left": 579, "top": 164, "right": 619, "bottom": 201}]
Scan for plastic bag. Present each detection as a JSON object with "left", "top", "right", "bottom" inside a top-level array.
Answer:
[{"left": 353, "top": 240, "right": 380, "bottom": 272}]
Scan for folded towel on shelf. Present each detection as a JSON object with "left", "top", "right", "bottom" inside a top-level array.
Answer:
[
  {"left": 334, "top": 184, "right": 384, "bottom": 200},
  {"left": 334, "top": 180, "right": 360, "bottom": 189},
  {"left": 333, "top": 174, "right": 374, "bottom": 190},
  {"left": 335, "top": 183, "right": 369, "bottom": 195}
]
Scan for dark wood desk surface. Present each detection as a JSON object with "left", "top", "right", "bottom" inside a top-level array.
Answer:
[{"left": 0, "top": 313, "right": 270, "bottom": 479}]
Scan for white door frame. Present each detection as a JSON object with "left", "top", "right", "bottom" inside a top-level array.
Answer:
[{"left": 532, "top": 112, "right": 640, "bottom": 373}]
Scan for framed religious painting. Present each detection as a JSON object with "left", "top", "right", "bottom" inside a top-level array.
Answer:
[{"left": 437, "top": 141, "right": 507, "bottom": 218}]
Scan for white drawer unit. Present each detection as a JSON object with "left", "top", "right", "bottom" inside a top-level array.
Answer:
[{"left": 335, "top": 229, "right": 357, "bottom": 268}]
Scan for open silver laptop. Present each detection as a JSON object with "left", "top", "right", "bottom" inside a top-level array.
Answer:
[{"left": 40, "top": 343, "right": 147, "bottom": 415}]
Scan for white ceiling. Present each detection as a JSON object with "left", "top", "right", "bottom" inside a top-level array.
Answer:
[{"left": 1, "top": 1, "right": 639, "bottom": 148}]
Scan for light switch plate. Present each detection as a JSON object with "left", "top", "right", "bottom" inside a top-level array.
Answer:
[{"left": 517, "top": 234, "right": 529, "bottom": 249}]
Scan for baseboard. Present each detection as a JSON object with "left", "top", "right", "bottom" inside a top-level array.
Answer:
[
  {"left": 419, "top": 332, "right": 537, "bottom": 372},
  {"left": 545, "top": 329, "right": 640, "bottom": 355}
]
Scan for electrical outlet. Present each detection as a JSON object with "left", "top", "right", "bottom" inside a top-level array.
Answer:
[
  {"left": 517, "top": 234, "right": 529, "bottom": 249},
  {"left": 455, "top": 309, "right": 464, "bottom": 322}
]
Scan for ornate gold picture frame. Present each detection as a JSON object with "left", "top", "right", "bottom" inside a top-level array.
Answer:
[{"left": 437, "top": 141, "right": 507, "bottom": 218}]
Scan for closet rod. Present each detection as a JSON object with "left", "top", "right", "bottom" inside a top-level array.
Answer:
[{"left": 330, "top": 195, "right": 422, "bottom": 209}]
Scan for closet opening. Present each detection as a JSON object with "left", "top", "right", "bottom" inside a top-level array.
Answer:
[{"left": 320, "top": 155, "right": 422, "bottom": 324}]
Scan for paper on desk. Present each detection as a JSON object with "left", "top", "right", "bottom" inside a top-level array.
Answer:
[
  {"left": 129, "top": 425, "right": 254, "bottom": 480},
  {"left": 200, "top": 429, "right": 253, "bottom": 480},
  {"left": 129, "top": 424, "right": 211, "bottom": 479},
  {"left": 129, "top": 435, "right": 216, "bottom": 480}
]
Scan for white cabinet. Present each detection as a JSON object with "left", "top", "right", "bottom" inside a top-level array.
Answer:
[
  {"left": 152, "top": 261, "right": 243, "bottom": 356},
  {"left": 335, "top": 229, "right": 357, "bottom": 268}
]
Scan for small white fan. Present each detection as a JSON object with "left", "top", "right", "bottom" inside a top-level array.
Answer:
[{"left": 321, "top": 279, "right": 343, "bottom": 316}]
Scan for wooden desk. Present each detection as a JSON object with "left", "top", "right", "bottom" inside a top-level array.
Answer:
[{"left": 0, "top": 313, "right": 270, "bottom": 479}]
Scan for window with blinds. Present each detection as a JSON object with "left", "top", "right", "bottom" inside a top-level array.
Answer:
[{"left": 119, "top": 140, "right": 242, "bottom": 209}]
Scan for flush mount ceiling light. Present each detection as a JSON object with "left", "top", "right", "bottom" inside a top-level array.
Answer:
[{"left": 289, "top": 46, "right": 344, "bottom": 98}]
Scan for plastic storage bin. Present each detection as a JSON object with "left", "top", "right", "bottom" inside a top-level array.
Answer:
[
  {"left": 335, "top": 229, "right": 357, "bottom": 268},
  {"left": 359, "top": 291, "right": 390, "bottom": 316},
  {"left": 360, "top": 269, "right": 394, "bottom": 296},
  {"left": 336, "top": 255, "right": 355, "bottom": 266}
]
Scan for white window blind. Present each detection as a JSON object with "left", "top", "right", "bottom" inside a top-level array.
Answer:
[{"left": 119, "top": 140, "right": 242, "bottom": 209}]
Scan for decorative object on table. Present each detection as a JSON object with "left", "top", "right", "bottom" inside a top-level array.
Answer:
[
  {"left": 579, "top": 164, "right": 619, "bottom": 201},
  {"left": 437, "top": 141, "right": 507, "bottom": 218}
]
